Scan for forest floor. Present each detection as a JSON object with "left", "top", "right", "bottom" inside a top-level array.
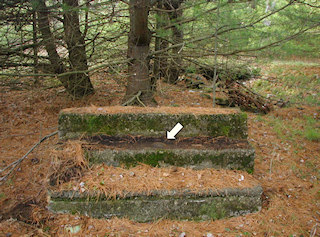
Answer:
[{"left": 0, "top": 60, "right": 319, "bottom": 236}]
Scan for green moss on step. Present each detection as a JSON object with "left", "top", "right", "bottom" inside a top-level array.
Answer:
[
  {"left": 199, "top": 200, "right": 227, "bottom": 220},
  {"left": 48, "top": 187, "right": 262, "bottom": 222},
  {"left": 86, "top": 147, "right": 255, "bottom": 172},
  {"left": 59, "top": 112, "right": 248, "bottom": 140}
]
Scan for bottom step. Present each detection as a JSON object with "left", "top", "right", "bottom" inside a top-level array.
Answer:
[
  {"left": 48, "top": 166, "right": 262, "bottom": 222},
  {"left": 49, "top": 186, "right": 262, "bottom": 222}
]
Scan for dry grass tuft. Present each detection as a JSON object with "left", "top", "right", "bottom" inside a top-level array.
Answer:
[{"left": 48, "top": 141, "right": 88, "bottom": 186}]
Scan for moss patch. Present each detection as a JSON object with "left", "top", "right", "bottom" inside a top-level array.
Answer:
[
  {"left": 58, "top": 111, "right": 248, "bottom": 140},
  {"left": 48, "top": 186, "right": 262, "bottom": 222},
  {"left": 85, "top": 147, "right": 255, "bottom": 172}
]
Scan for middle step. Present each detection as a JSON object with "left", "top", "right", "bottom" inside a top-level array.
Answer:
[{"left": 84, "top": 136, "right": 255, "bottom": 172}]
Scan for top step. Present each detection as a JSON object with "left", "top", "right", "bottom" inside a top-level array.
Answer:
[{"left": 58, "top": 106, "right": 248, "bottom": 140}]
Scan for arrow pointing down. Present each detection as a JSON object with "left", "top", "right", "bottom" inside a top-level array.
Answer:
[{"left": 167, "top": 123, "right": 184, "bottom": 140}]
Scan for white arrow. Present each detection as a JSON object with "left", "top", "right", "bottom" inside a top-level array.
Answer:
[{"left": 167, "top": 123, "right": 184, "bottom": 140}]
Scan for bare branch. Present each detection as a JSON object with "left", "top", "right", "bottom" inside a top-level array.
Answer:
[{"left": 0, "top": 131, "right": 58, "bottom": 184}]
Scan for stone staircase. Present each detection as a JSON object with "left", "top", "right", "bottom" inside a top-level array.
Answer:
[{"left": 48, "top": 106, "right": 262, "bottom": 222}]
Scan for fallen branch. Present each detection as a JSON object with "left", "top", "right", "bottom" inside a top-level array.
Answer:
[
  {"left": 310, "top": 223, "right": 318, "bottom": 237},
  {"left": 122, "top": 91, "right": 146, "bottom": 107},
  {"left": 0, "top": 131, "right": 58, "bottom": 184},
  {"left": 136, "top": 95, "right": 146, "bottom": 107},
  {"left": 226, "top": 81, "right": 273, "bottom": 114},
  {"left": 236, "top": 81, "right": 288, "bottom": 108}
]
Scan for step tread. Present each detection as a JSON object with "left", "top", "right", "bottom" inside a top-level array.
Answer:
[
  {"left": 59, "top": 106, "right": 248, "bottom": 140},
  {"left": 61, "top": 106, "right": 240, "bottom": 115},
  {"left": 48, "top": 166, "right": 262, "bottom": 222},
  {"left": 50, "top": 186, "right": 263, "bottom": 200},
  {"left": 50, "top": 165, "right": 259, "bottom": 198}
]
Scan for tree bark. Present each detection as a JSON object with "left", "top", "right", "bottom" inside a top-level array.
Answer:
[
  {"left": 165, "top": 0, "right": 184, "bottom": 84},
  {"left": 32, "top": 10, "right": 39, "bottom": 85},
  {"left": 123, "top": 0, "right": 156, "bottom": 106},
  {"left": 63, "top": 0, "right": 94, "bottom": 98},
  {"left": 153, "top": 0, "right": 170, "bottom": 82},
  {"left": 36, "top": 0, "right": 65, "bottom": 76},
  {"left": 36, "top": 0, "right": 93, "bottom": 98}
]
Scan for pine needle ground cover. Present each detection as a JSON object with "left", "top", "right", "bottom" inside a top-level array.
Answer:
[{"left": 0, "top": 62, "right": 319, "bottom": 236}]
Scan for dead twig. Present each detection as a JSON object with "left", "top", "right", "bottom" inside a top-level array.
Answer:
[
  {"left": 122, "top": 91, "right": 146, "bottom": 107},
  {"left": 310, "top": 223, "right": 318, "bottom": 237},
  {"left": 0, "top": 131, "right": 58, "bottom": 184},
  {"left": 136, "top": 94, "right": 146, "bottom": 107},
  {"left": 269, "top": 158, "right": 273, "bottom": 174}
]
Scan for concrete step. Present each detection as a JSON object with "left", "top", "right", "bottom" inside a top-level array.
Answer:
[
  {"left": 48, "top": 167, "right": 262, "bottom": 222},
  {"left": 50, "top": 106, "right": 260, "bottom": 222},
  {"left": 83, "top": 136, "right": 255, "bottom": 172},
  {"left": 58, "top": 106, "right": 248, "bottom": 140}
]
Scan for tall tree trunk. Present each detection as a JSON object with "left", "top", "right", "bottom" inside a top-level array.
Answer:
[
  {"left": 36, "top": 0, "right": 66, "bottom": 77},
  {"left": 165, "top": 0, "right": 183, "bottom": 84},
  {"left": 153, "top": 0, "right": 169, "bottom": 82},
  {"left": 123, "top": 0, "right": 156, "bottom": 106},
  {"left": 63, "top": 0, "right": 94, "bottom": 98},
  {"left": 36, "top": 0, "right": 93, "bottom": 98},
  {"left": 32, "top": 10, "right": 39, "bottom": 85}
]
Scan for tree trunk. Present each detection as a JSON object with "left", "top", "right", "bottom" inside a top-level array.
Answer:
[
  {"left": 36, "top": 0, "right": 93, "bottom": 98},
  {"left": 165, "top": 0, "right": 184, "bottom": 84},
  {"left": 63, "top": 0, "right": 94, "bottom": 98},
  {"left": 32, "top": 10, "right": 40, "bottom": 85},
  {"left": 36, "top": 0, "right": 66, "bottom": 77},
  {"left": 153, "top": 0, "right": 170, "bottom": 81},
  {"left": 123, "top": 0, "right": 156, "bottom": 106}
]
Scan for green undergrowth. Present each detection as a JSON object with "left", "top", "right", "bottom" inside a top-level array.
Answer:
[
  {"left": 256, "top": 114, "right": 320, "bottom": 144},
  {"left": 251, "top": 62, "right": 320, "bottom": 106}
]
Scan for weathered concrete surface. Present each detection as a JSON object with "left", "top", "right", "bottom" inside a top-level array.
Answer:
[
  {"left": 48, "top": 186, "right": 263, "bottom": 222},
  {"left": 58, "top": 108, "right": 248, "bottom": 140},
  {"left": 85, "top": 147, "right": 255, "bottom": 173}
]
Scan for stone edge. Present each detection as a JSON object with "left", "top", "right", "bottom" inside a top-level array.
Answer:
[{"left": 49, "top": 185, "right": 263, "bottom": 201}]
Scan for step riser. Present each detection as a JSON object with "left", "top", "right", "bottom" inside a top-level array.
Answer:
[
  {"left": 59, "top": 113, "right": 248, "bottom": 140},
  {"left": 48, "top": 187, "right": 262, "bottom": 222},
  {"left": 86, "top": 148, "right": 255, "bottom": 172}
]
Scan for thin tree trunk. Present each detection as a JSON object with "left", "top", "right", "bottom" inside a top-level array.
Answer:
[
  {"left": 123, "top": 0, "right": 156, "bottom": 106},
  {"left": 153, "top": 0, "right": 169, "bottom": 81},
  {"left": 36, "top": 0, "right": 66, "bottom": 77},
  {"left": 32, "top": 11, "right": 39, "bottom": 85},
  {"left": 63, "top": 0, "right": 94, "bottom": 98},
  {"left": 165, "top": 0, "right": 184, "bottom": 84},
  {"left": 36, "top": 0, "right": 93, "bottom": 98}
]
